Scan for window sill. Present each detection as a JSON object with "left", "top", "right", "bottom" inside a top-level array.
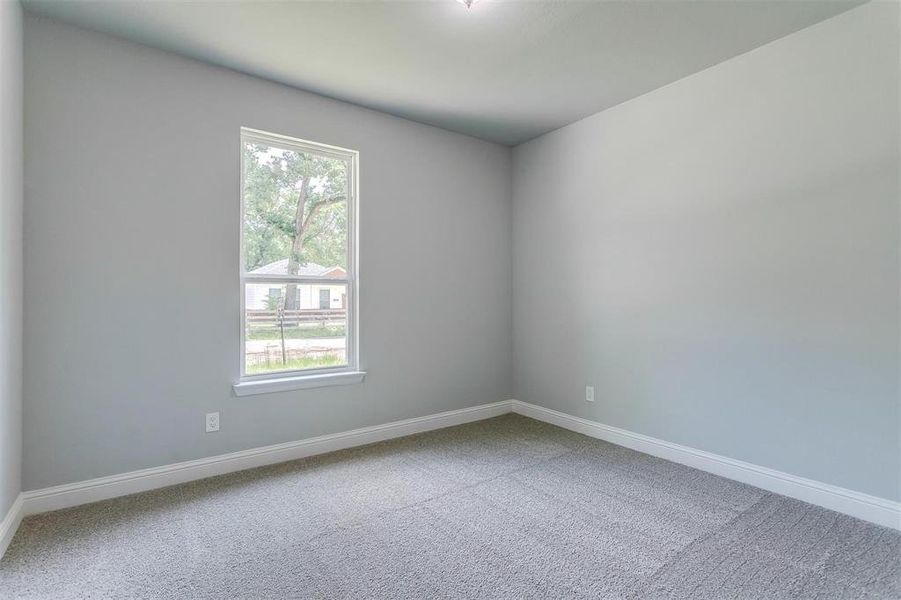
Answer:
[{"left": 233, "top": 371, "right": 366, "bottom": 397}]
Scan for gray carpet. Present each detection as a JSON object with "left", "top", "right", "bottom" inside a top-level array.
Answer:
[{"left": 1, "top": 414, "right": 899, "bottom": 599}]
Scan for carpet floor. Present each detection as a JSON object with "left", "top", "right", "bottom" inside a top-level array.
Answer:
[{"left": 1, "top": 414, "right": 899, "bottom": 599}]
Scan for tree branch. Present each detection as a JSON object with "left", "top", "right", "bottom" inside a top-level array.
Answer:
[{"left": 299, "top": 195, "right": 344, "bottom": 237}]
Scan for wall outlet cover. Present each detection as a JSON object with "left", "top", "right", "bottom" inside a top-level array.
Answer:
[{"left": 206, "top": 412, "right": 220, "bottom": 433}]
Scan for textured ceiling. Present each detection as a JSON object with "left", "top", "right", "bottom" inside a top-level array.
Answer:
[{"left": 22, "top": 0, "right": 864, "bottom": 145}]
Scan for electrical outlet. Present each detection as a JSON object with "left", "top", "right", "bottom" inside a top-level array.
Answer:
[
  {"left": 586, "top": 386, "right": 595, "bottom": 403},
  {"left": 205, "top": 412, "right": 220, "bottom": 433}
]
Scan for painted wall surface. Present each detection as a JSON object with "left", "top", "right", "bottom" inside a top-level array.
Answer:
[
  {"left": 23, "top": 16, "right": 512, "bottom": 489},
  {"left": 0, "top": 0, "right": 24, "bottom": 516},
  {"left": 512, "top": 2, "right": 900, "bottom": 500}
]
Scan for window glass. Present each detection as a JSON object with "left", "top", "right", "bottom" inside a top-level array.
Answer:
[{"left": 240, "top": 129, "right": 356, "bottom": 378}]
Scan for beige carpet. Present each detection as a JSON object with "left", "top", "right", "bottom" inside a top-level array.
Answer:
[{"left": 1, "top": 414, "right": 899, "bottom": 598}]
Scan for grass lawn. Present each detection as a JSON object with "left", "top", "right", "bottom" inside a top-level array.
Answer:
[
  {"left": 245, "top": 354, "right": 346, "bottom": 375},
  {"left": 247, "top": 324, "right": 345, "bottom": 341}
]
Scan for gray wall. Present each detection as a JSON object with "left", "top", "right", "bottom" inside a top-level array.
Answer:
[
  {"left": 512, "top": 2, "right": 900, "bottom": 501},
  {"left": 0, "top": 0, "right": 24, "bottom": 517},
  {"left": 23, "top": 16, "right": 512, "bottom": 490},
  {"left": 21, "top": 2, "right": 899, "bottom": 503}
]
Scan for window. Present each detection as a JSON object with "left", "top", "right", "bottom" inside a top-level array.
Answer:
[{"left": 237, "top": 128, "right": 360, "bottom": 393}]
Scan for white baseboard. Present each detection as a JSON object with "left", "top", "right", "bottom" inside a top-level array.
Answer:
[
  {"left": 0, "top": 493, "right": 24, "bottom": 560},
  {"left": 20, "top": 400, "right": 513, "bottom": 519},
  {"left": 5, "top": 396, "right": 896, "bottom": 563},
  {"left": 511, "top": 400, "right": 900, "bottom": 531}
]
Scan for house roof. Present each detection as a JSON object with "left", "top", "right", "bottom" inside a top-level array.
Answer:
[{"left": 250, "top": 259, "right": 345, "bottom": 278}]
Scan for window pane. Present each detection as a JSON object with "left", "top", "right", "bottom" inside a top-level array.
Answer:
[
  {"left": 244, "top": 282, "right": 348, "bottom": 375},
  {"left": 243, "top": 141, "right": 348, "bottom": 277}
]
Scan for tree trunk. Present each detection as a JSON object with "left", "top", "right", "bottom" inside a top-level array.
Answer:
[{"left": 284, "top": 177, "right": 310, "bottom": 312}]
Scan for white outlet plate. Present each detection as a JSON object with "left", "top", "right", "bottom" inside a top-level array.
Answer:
[
  {"left": 206, "top": 412, "right": 220, "bottom": 433},
  {"left": 586, "top": 386, "right": 595, "bottom": 402}
]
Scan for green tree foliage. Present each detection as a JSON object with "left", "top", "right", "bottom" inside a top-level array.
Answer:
[
  {"left": 243, "top": 142, "right": 347, "bottom": 272},
  {"left": 243, "top": 143, "right": 348, "bottom": 309}
]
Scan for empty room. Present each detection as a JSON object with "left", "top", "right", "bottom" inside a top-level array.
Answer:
[{"left": 0, "top": 0, "right": 899, "bottom": 597}]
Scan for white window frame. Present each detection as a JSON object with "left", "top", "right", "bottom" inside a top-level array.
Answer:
[{"left": 234, "top": 127, "right": 362, "bottom": 396}]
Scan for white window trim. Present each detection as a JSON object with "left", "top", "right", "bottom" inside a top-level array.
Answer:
[
  {"left": 234, "top": 127, "right": 363, "bottom": 395},
  {"left": 233, "top": 370, "right": 366, "bottom": 397}
]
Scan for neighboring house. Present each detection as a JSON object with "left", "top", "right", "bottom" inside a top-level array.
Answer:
[{"left": 245, "top": 259, "right": 347, "bottom": 310}]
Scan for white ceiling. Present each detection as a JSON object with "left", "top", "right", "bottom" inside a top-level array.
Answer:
[{"left": 22, "top": 0, "right": 863, "bottom": 146}]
